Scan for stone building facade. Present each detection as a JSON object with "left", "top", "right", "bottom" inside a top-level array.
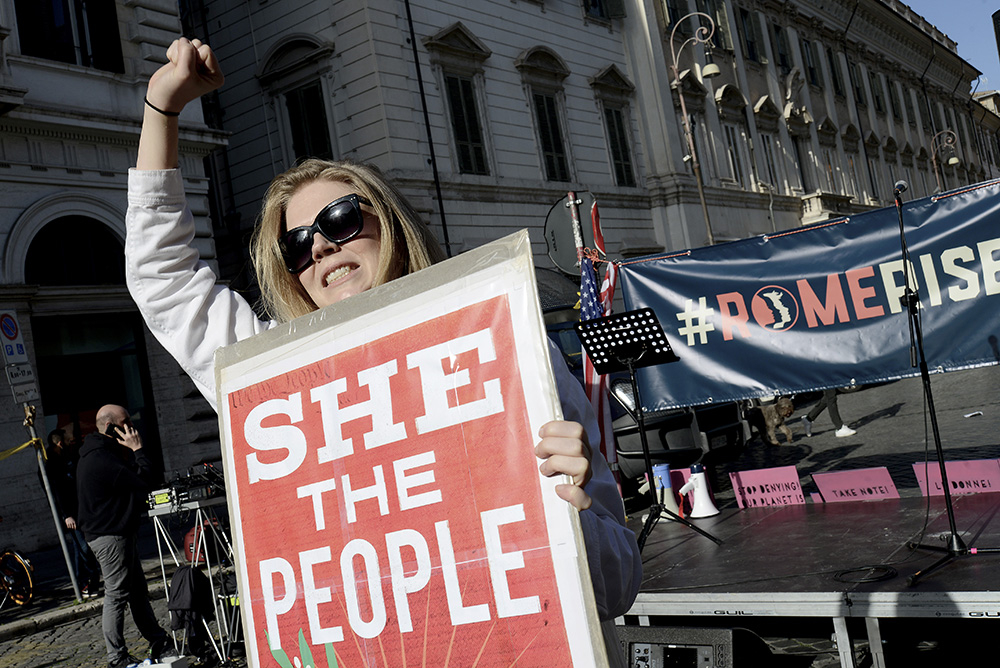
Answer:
[
  {"left": 188, "top": 0, "right": 1000, "bottom": 278},
  {"left": 0, "top": 0, "right": 224, "bottom": 550},
  {"left": 180, "top": 0, "right": 665, "bottom": 284},
  {"left": 641, "top": 0, "right": 1000, "bottom": 240}
]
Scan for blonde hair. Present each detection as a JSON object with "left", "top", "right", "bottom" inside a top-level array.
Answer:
[{"left": 251, "top": 159, "right": 445, "bottom": 322}]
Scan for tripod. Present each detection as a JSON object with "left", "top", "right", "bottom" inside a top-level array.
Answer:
[
  {"left": 892, "top": 181, "right": 1000, "bottom": 585},
  {"left": 576, "top": 309, "right": 722, "bottom": 552}
]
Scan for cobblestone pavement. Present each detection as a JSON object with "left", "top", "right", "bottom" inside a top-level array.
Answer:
[
  {"left": 0, "top": 525, "right": 242, "bottom": 668},
  {"left": 0, "top": 596, "right": 169, "bottom": 668}
]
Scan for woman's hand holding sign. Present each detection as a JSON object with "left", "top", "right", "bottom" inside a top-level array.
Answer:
[{"left": 535, "top": 420, "right": 593, "bottom": 511}]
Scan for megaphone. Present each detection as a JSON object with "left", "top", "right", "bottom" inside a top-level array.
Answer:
[
  {"left": 678, "top": 464, "right": 720, "bottom": 518},
  {"left": 652, "top": 463, "right": 680, "bottom": 517}
]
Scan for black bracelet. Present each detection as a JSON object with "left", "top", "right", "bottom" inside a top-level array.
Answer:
[{"left": 144, "top": 96, "right": 180, "bottom": 117}]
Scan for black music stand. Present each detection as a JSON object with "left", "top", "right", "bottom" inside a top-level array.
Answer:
[{"left": 576, "top": 308, "right": 722, "bottom": 551}]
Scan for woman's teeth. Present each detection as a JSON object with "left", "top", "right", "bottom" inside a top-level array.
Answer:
[{"left": 325, "top": 266, "right": 353, "bottom": 285}]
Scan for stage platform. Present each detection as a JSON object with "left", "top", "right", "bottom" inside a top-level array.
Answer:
[{"left": 620, "top": 493, "right": 1000, "bottom": 667}]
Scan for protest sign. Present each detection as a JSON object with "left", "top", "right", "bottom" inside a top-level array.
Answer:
[
  {"left": 811, "top": 467, "right": 899, "bottom": 503},
  {"left": 215, "top": 232, "right": 605, "bottom": 668},
  {"left": 729, "top": 466, "right": 805, "bottom": 508},
  {"left": 911, "top": 459, "right": 1000, "bottom": 496}
]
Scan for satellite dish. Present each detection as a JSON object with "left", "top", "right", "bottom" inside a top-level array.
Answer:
[{"left": 543, "top": 191, "right": 595, "bottom": 274}]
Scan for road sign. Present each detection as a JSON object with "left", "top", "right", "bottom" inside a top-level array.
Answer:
[
  {"left": 0, "top": 311, "right": 37, "bottom": 403},
  {"left": 11, "top": 382, "right": 39, "bottom": 403},
  {"left": 0, "top": 311, "right": 29, "bottom": 365},
  {"left": 5, "top": 363, "right": 35, "bottom": 385},
  {"left": 7, "top": 367, "right": 40, "bottom": 403}
]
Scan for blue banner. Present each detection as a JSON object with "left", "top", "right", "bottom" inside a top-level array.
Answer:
[{"left": 619, "top": 180, "right": 1000, "bottom": 410}]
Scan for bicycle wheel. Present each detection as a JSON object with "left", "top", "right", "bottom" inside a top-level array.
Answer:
[{"left": 0, "top": 550, "right": 33, "bottom": 605}]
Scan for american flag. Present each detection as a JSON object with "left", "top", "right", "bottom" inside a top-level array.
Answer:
[{"left": 580, "top": 256, "right": 619, "bottom": 487}]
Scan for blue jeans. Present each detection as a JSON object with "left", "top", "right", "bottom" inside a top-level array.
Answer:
[
  {"left": 89, "top": 534, "right": 167, "bottom": 664},
  {"left": 66, "top": 528, "right": 98, "bottom": 584}
]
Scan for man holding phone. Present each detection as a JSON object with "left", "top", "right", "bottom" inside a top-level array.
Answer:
[{"left": 77, "top": 404, "right": 171, "bottom": 668}]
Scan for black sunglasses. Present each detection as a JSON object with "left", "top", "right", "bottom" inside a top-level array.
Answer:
[{"left": 279, "top": 193, "right": 372, "bottom": 273}]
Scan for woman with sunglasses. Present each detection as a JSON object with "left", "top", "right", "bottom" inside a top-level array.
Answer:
[{"left": 127, "top": 38, "right": 640, "bottom": 658}]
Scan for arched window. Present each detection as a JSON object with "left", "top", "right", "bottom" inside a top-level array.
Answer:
[
  {"left": 257, "top": 36, "right": 336, "bottom": 167},
  {"left": 424, "top": 23, "right": 493, "bottom": 176},
  {"left": 591, "top": 65, "right": 637, "bottom": 187},
  {"left": 754, "top": 96, "right": 785, "bottom": 193},
  {"left": 25, "top": 216, "right": 124, "bottom": 286},
  {"left": 716, "top": 84, "right": 750, "bottom": 189},
  {"left": 516, "top": 47, "right": 573, "bottom": 182},
  {"left": 673, "top": 69, "right": 716, "bottom": 182}
]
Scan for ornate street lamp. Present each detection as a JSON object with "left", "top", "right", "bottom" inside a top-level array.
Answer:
[
  {"left": 930, "top": 129, "right": 959, "bottom": 193},
  {"left": 669, "top": 12, "right": 721, "bottom": 245}
]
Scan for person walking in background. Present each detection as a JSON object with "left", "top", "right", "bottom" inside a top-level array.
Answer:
[
  {"left": 801, "top": 388, "right": 857, "bottom": 438},
  {"left": 76, "top": 405, "right": 172, "bottom": 668},
  {"left": 43, "top": 427, "right": 101, "bottom": 597}
]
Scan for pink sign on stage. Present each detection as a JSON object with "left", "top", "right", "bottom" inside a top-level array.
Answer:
[
  {"left": 729, "top": 466, "right": 804, "bottom": 509},
  {"left": 912, "top": 459, "right": 1000, "bottom": 496},
  {"left": 812, "top": 467, "right": 899, "bottom": 503}
]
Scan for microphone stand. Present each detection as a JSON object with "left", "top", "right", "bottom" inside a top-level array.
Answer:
[
  {"left": 623, "top": 351, "right": 722, "bottom": 551},
  {"left": 892, "top": 181, "right": 1000, "bottom": 585},
  {"left": 575, "top": 309, "right": 722, "bottom": 552}
]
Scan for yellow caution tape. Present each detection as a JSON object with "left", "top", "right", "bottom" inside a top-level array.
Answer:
[{"left": 0, "top": 438, "right": 42, "bottom": 462}]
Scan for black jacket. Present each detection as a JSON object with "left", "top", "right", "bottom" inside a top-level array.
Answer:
[
  {"left": 38, "top": 443, "right": 80, "bottom": 521},
  {"left": 76, "top": 432, "right": 156, "bottom": 541}
]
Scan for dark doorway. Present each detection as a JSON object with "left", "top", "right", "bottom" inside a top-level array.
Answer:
[
  {"left": 25, "top": 215, "right": 125, "bottom": 286},
  {"left": 26, "top": 217, "right": 162, "bottom": 476},
  {"left": 30, "top": 312, "right": 163, "bottom": 477}
]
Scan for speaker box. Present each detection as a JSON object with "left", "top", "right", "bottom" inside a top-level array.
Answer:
[{"left": 617, "top": 625, "right": 733, "bottom": 668}]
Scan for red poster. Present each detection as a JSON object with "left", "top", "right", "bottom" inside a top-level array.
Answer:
[{"left": 217, "top": 238, "right": 602, "bottom": 668}]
